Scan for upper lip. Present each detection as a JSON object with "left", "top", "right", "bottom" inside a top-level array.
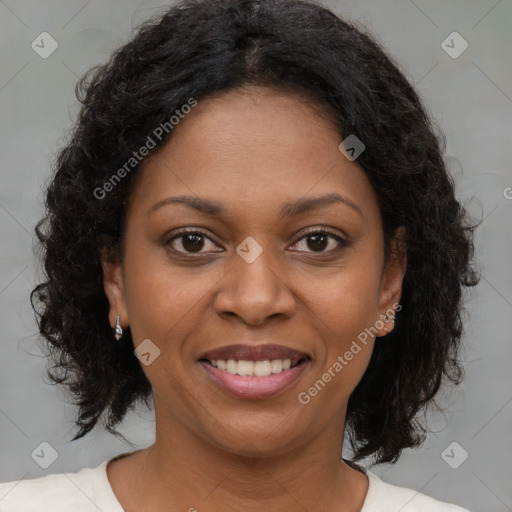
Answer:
[{"left": 200, "top": 344, "right": 310, "bottom": 362}]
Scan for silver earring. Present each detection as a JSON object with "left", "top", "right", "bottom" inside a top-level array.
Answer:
[
  {"left": 114, "top": 315, "right": 123, "bottom": 341},
  {"left": 379, "top": 312, "right": 396, "bottom": 334}
]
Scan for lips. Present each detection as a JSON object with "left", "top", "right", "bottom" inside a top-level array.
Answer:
[{"left": 199, "top": 344, "right": 310, "bottom": 362}]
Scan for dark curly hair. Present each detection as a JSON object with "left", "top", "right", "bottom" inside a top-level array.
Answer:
[{"left": 31, "top": 0, "right": 479, "bottom": 464}]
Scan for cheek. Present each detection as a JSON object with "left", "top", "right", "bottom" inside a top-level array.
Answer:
[
  {"left": 301, "top": 250, "right": 383, "bottom": 330},
  {"left": 297, "top": 247, "right": 382, "bottom": 388},
  {"left": 299, "top": 281, "right": 377, "bottom": 411},
  {"left": 121, "top": 241, "right": 222, "bottom": 345}
]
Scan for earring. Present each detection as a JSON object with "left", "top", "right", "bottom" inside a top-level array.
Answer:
[
  {"left": 384, "top": 315, "right": 395, "bottom": 332},
  {"left": 379, "top": 312, "right": 396, "bottom": 334},
  {"left": 114, "top": 315, "right": 123, "bottom": 341}
]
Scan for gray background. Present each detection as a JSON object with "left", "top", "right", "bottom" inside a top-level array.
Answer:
[{"left": 1, "top": 1, "right": 511, "bottom": 511}]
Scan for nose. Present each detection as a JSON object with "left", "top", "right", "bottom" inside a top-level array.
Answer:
[{"left": 213, "top": 244, "right": 296, "bottom": 326}]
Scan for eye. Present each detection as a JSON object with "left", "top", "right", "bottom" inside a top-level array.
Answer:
[
  {"left": 289, "top": 228, "right": 348, "bottom": 253},
  {"left": 165, "top": 227, "right": 348, "bottom": 256},
  {"left": 165, "top": 228, "right": 221, "bottom": 254}
]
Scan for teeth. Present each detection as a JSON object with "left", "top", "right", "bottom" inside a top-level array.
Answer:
[
  {"left": 237, "top": 360, "right": 254, "bottom": 376},
  {"left": 226, "top": 359, "right": 237, "bottom": 375},
  {"left": 270, "top": 359, "right": 282, "bottom": 373},
  {"left": 208, "top": 358, "right": 297, "bottom": 377},
  {"left": 254, "top": 360, "right": 271, "bottom": 377}
]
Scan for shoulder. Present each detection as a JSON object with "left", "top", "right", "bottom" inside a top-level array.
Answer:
[
  {"left": 362, "top": 470, "right": 471, "bottom": 512},
  {"left": 0, "top": 459, "right": 123, "bottom": 512}
]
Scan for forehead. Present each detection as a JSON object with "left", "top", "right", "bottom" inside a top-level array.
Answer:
[{"left": 127, "top": 86, "right": 379, "bottom": 225}]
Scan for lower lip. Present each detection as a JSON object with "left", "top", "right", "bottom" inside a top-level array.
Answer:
[{"left": 199, "top": 360, "right": 309, "bottom": 399}]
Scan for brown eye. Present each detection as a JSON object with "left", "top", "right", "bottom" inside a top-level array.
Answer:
[
  {"left": 179, "top": 233, "right": 205, "bottom": 252},
  {"left": 289, "top": 229, "right": 348, "bottom": 253},
  {"left": 166, "top": 229, "right": 220, "bottom": 254},
  {"left": 310, "top": 234, "right": 329, "bottom": 251}
]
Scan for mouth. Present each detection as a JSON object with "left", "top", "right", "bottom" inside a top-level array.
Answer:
[{"left": 198, "top": 344, "right": 311, "bottom": 398}]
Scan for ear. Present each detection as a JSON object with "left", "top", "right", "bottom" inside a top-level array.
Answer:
[
  {"left": 376, "top": 226, "right": 407, "bottom": 337},
  {"left": 100, "top": 247, "right": 129, "bottom": 331}
]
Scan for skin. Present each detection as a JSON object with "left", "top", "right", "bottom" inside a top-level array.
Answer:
[{"left": 102, "top": 85, "right": 407, "bottom": 512}]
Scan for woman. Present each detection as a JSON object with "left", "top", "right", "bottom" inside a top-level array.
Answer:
[{"left": 0, "top": 0, "right": 478, "bottom": 510}]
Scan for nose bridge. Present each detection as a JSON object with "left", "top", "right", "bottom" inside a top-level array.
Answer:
[{"left": 214, "top": 237, "right": 295, "bottom": 324}]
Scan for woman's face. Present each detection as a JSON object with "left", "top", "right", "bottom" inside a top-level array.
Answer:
[{"left": 103, "top": 86, "right": 406, "bottom": 457}]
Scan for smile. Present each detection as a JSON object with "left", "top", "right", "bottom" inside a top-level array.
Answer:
[{"left": 199, "top": 357, "right": 310, "bottom": 399}]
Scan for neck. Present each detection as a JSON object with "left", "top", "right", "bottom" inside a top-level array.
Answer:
[{"left": 110, "top": 399, "right": 368, "bottom": 512}]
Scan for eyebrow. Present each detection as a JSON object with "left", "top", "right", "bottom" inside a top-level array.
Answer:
[{"left": 148, "top": 192, "right": 362, "bottom": 218}]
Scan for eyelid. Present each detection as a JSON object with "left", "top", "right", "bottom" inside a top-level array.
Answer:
[
  {"left": 168, "top": 227, "right": 214, "bottom": 240},
  {"left": 294, "top": 226, "right": 349, "bottom": 243}
]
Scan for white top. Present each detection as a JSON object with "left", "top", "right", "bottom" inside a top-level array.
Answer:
[{"left": 0, "top": 454, "right": 471, "bottom": 512}]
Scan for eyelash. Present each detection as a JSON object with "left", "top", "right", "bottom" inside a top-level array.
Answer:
[{"left": 165, "top": 227, "right": 348, "bottom": 255}]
